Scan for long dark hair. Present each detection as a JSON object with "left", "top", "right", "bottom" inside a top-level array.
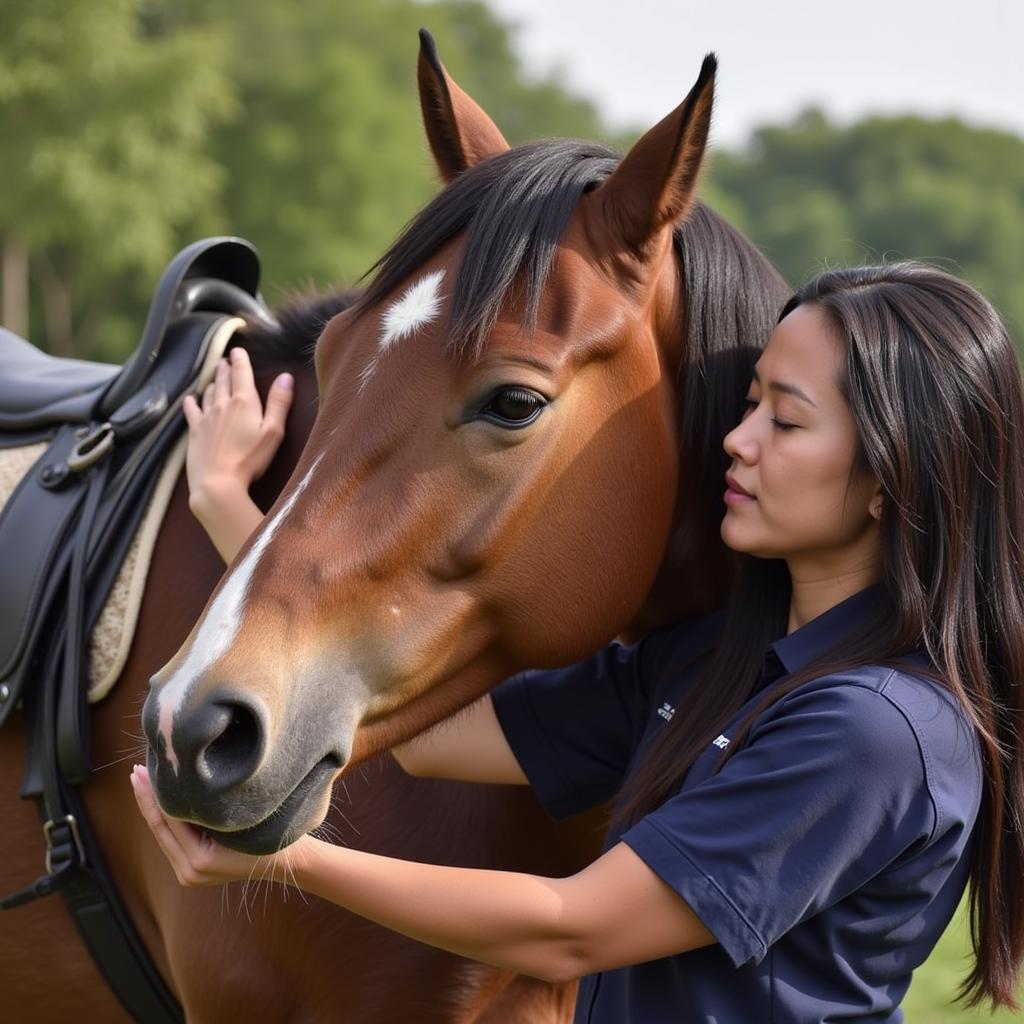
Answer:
[{"left": 615, "top": 262, "right": 1024, "bottom": 1008}]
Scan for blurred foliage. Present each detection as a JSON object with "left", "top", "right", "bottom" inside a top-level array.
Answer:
[
  {"left": 0, "top": 0, "right": 615, "bottom": 357},
  {"left": 0, "top": 0, "right": 234, "bottom": 355},
  {"left": 1, "top": 0, "right": 1021, "bottom": 365},
  {"left": 706, "top": 108, "right": 1024, "bottom": 338}
]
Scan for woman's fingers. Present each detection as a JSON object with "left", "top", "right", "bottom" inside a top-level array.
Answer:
[
  {"left": 187, "top": 352, "right": 284, "bottom": 433},
  {"left": 229, "top": 347, "right": 257, "bottom": 400},
  {"left": 131, "top": 764, "right": 272, "bottom": 888},
  {"left": 130, "top": 765, "right": 198, "bottom": 883},
  {"left": 183, "top": 351, "right": 292, "bottom": 493},
  {"left": 182, "top": 393, "right": 201, "bottom": 430},
  {"left": 213, "top": 357, "right": 231, "bottom": 404},
  {"left": 262, "top": 374, "right": 294, "bottom": 439}
]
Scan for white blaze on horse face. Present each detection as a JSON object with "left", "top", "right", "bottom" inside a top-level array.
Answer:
[
  {"left": 358, "top": 269, "right": 446, "bottom": 389},
  {"left": 156, "top": 455, "right": 324, "bottom": 774}
]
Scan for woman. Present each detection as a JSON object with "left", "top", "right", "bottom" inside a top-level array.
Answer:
[{"left": 132, "top": 262, "right": 1024, "bottom": 1020}]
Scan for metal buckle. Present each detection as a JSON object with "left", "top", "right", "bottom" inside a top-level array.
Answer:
[
  {"left": 43, "top": 815, "right": 86, "bottom": 875},
  {"left": 67, "top": 423, "right": 114, "bottom": 472}
]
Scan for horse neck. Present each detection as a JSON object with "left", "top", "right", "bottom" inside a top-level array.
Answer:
[{"left": 625, "top": 494, "right": 737, "bottom": 641}]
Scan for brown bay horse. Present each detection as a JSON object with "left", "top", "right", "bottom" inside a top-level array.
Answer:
[{"left": 1, "top": 32, "right": 787, "bottom": 1023}]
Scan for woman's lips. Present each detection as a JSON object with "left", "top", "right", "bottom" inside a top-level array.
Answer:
[{"left": 724, "top": 472, "right": 756, "bottom": 505}]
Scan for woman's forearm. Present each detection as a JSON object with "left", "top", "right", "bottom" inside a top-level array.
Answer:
[
  {"left": 289, "top": 838, "right": 582, "bottom": 983},
  {"left": 391, "top": 696, "right": 529, "bottom": 784},
  {"left": 189, "top": 477, "right": 265, "bottom": 564},
  {"left": 131, "top": 764, "right": 712, "bottom": 984}
]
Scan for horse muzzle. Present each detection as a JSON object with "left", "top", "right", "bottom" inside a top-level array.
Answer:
[{"left": 141, "top": 683, "right": 342, "bottom": 853}]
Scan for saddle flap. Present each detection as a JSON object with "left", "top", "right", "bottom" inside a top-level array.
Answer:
[{"left": 0, "top": 329, "right": 119, "bottom": 430}]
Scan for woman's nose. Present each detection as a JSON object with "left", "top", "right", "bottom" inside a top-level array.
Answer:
[{"left": 723, "top": 417, "right": 756, "bottom": 463}]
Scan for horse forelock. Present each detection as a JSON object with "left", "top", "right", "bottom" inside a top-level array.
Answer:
[{"left": 353, "top": 139, "right": 622, "bottom": 360}]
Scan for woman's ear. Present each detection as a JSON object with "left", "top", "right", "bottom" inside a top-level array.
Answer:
[{"left": 869, "top": 485, "right": 884, "bottom": 521}]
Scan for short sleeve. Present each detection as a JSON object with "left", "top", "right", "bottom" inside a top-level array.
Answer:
[
  {"left": 492, "top": 616, "right": 722, "bottom": 819},
  {"left": 621, "top": 680, "right": 948, "bottom": 967},
  {"left": 492, "top": 641, "right": 646, "bottom": 819}
]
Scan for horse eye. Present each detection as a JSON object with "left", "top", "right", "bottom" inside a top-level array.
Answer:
[{"left": 478, "top": 387, "right": 545, "bottom": 428}]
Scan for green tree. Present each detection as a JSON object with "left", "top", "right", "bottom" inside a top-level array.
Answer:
[
  {"left": 0, "top": 0, "right": 235, "bottom": 356},
  {"left": 707, "top": 111, "right": 1024, "bottom": 341},
  {"left": 183, "top": 0, "right": 614, "bottom": 298}
]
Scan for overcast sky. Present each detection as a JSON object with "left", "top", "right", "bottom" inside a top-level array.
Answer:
[{"left": 483, "top": 0, "right": 1023, "bottom": 147}]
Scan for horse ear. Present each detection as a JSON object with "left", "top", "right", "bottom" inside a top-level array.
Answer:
[
  {"left": 586, "top": 55, "right": 717, "bottom": 255},
  {"left": 417, "top": 28, "right": 510, "bottom": 182}
]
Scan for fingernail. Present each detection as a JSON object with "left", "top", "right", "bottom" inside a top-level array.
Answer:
[
  {"left": 230, "top": 347, "right": 242, "bottom": 361},
  {"left": 278, "top": 373, "right": 293, "bottom": 390}
]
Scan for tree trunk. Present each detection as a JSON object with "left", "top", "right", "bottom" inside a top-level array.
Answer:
[
  {"left": 1, "top": 236, "right": 29, "bottom": 339},
  {"left": 33, "top": 249, "right": 76, "bottom": 357}
]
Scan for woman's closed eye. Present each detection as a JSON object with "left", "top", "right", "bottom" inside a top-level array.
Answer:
[{"left": 742, "top": 397, "right": 798, "bottom": 431}]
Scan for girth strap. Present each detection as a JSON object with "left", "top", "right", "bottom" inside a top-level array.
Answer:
[
  {"left": 3, "top": 602, "right": 184, "bottom": 1019},
  {"left": 4, "top": 638, "right": 184, "bottom": 1023}
]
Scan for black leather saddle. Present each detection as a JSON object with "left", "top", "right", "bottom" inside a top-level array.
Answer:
[
  {"left": 0, "top": 236, "right": 274, "bottom": 1024},
  {"left": 0, "top": 236, "right": 268, "bottom": 433}
]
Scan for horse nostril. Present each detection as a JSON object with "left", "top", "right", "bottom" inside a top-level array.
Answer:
[{"left": 199, "top": 699, "right": 265, "bottom": 790}]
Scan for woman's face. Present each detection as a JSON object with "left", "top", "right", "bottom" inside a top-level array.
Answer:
[{"left": 721, "top": 304, "right": 881, "bottom": 575}]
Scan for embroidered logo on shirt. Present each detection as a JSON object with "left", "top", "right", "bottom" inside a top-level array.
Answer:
[
  {"left": 712, "top": 734, "right": 731, "bottom": 749},
  {"left": 657, "top": 702, "right": 675, "bottom": 722}
]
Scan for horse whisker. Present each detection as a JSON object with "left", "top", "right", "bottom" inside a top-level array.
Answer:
[{"left": 93, "top": 744, "right": 149, "bottom": 772}]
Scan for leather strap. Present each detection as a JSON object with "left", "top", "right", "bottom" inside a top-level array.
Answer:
[
  {"left": 5, "top": 640, "right": 183, "bottom": 1023},
  {"left": 0, "top": 428, "right": 92, "bottom": 698},
  {"left": 58, "top": 458, "right": 109, "bottom": 784}
]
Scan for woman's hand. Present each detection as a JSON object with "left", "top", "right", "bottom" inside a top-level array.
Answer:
[
  {"left": 183, "top": 346, "right": 294, "bottom": 563},
  {"left": 183, "top": 346, "right": 294, "bottom": 519},
  {"left": 130, "top": 764, "right": 306, "bottom": 887}
]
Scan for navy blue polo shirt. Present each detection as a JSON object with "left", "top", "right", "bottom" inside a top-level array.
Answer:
[{"left": 491, "top": 587, "right": 982, "bottom": 1023}]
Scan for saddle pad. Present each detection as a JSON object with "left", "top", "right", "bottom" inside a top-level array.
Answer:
[{"left": 0, "top": 316, "right": 243, "bottom": 704}]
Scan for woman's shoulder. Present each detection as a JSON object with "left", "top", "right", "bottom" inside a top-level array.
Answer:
[
  {"left": 773, "top": 664, "right": 983, "bottom": 828},
  {"left": 794, "top": 659, "right": 971, "bottom": 725}
]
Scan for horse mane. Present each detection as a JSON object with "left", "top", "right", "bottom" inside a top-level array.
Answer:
[
  {"left": 674, "top": 203, "right": 791, "bottom": 508},
  {"left": 238, "top": 290, "right": 361, "bottom": 370},
  {"left": 354, "top": 138, "right": 791, "bottom": 511}
]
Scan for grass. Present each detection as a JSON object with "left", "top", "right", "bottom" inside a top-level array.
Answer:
[{"left": 902, "top": 901, "right": 1023, "bottom": 1022}]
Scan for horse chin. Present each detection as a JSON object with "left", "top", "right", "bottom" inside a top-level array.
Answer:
[{"left": 198, "top": 755, "right": 338, "bottom": 856}]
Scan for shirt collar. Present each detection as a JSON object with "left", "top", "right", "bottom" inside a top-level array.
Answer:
[{"left": 770, "top": 584, "right": 883, "bottom": 677}]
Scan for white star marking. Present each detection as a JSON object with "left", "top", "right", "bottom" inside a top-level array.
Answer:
[{"left": 358, "top": 269, "right": 446, "bottom": 389}]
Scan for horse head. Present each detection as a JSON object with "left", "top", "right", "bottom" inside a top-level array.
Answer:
[{"left": 142, "top": 32, "right": 786, "bottom": 853}]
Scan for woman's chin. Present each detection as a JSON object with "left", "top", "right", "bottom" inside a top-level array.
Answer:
[
  {"left": 720, "top": 518, "right": 756, "bottom": 554},
  {"left": 720, "top": 524, "right": 781, "bottom": 561}
]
